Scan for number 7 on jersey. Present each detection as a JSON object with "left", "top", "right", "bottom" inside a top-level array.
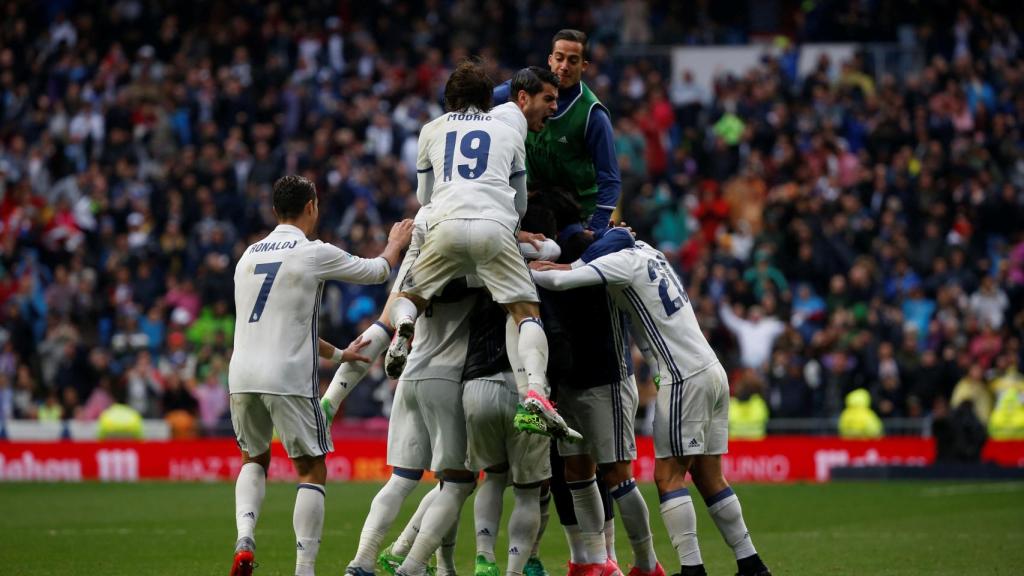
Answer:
[{"left": 248, "top": 261, "right": 282, "bottom": 323}]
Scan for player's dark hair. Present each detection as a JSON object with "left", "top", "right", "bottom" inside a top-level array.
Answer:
[
  {"left": 552, "top": 29, "right": 588, "bottom": 60},
  {"left": 444, "top": 58, "right": 494, "bottom": 113},
  {"left": 272, "top": 175, "right": 316, "bottom": 220},
  {"left": 510, "top": 66, "right": 559, "bottom": 99}
]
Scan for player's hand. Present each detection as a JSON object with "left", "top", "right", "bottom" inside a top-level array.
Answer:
[
  {"left": 529, "top": 260, "right": 570, "bottom": 272},
  {"left": 517, "top": 230, "right": 547, "bottom": 250},
  {"left": 339, "top": 336, "right": 372, "bottom": 364},
  {"left": 614, "top": 221, "right": 636, "bottom": 238},
  {"left": 388, "top": 219, "right": 415, "bottom": 248}
]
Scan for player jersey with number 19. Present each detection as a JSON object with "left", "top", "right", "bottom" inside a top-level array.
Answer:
[
  {"left": 416, "top": 102, "right": 527, "bottom": 233},
  {"left": 229, "top": 224, "right": 392, "bottom": 398}
]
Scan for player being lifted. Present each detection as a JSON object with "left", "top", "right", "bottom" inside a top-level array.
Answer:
[
  {"left": 383, "top": 58, "right": 580, "bottom": 442},
  {"left": 227, "top": 175, "right": 412, "bottom": 576},
  {"left": 492, "top": 29, "right": 656, "bottom": 576},
  {"left": 333, "top": 66, "right": 566, "bottom": 576},
  {"left": 530, "top": 232, "right": 773, "bottom": 576}
]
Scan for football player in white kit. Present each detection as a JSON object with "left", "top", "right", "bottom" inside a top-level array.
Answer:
[
  {"left": 227, "top": 175, "right": 413, "bottom": 576},
  {"left": 529, "top": 230, "right": 772, "bottom": 576},
  {"left": 328, "top": 70, "right": 561, "bottom": 576},
  {"left": 344, "top": 206, "right": 481, "bottom": 576},
  {"left": 382, "top": 60, "right": 581, "bottom": 443}
]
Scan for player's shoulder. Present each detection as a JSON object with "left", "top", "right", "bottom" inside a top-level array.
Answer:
[
  {"left": 420, "top": 114, "right": 448, "bottom": 138},
  {"left": 489, "top": 102, "right": 527, "bottom": 139}
]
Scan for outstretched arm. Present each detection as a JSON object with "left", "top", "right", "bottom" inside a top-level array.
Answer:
[{"left": 529, "top": 261, "right": 605, "bottom": 291}]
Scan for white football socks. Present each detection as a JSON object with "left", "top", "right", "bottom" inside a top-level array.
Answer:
[
  {"left": 516, "top": 318, "right": 550, "bottom": 398},
  {"left": 562, "top": 524, "right": 586, "bottom": 564},
  {"left": 612, "top": 479, "right": 658, "bottom": 571},
  {"left": 436, "top": 511, "right": 461, "bottom": 575},
  {"left": 350, "top": 471, "right": 422, "bottom": 570},
  {"left": 394, "top": 484, "right": 440, "bottom": 556},
  {"left": 475, "top": 471, "right": 508, "bottom": 562},
  {"left": 294, "top": 483, "right": 325, "bottom": 576},
  {"left": 507, "top": 486, "right": 542, "bottom": 576},
  {"left": 659, "top": 489, "right": 702, "bottom": 567},
  {"left": 604, "top": 519, "right": 617, "bottom": 563},
  {"left": 401, "top": 480, "right": 475, "bottom": 575},
  {"left": 235, "top": 462, "right": 266, "bottom": 542},
  {"left": 568, "top": 477, "right": 607, "bottom": 564},
  {"left": 706, "top": 488, "right": 757, "bottom": 560},
  {"left": 531, "top": 491, "right": 551, "bottom": 558}
]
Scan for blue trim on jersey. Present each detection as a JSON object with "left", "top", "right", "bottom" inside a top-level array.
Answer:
[
  {"left": 309, "top": 397, "right": 330, "bottom": 455},
  {"left": 611, "top": 377, "right": 623, "bottom": 462},
  {"left": 623, "top": 288, "right": 682, "bottom": 383},
  {"left": 510, "top": 169, "right": 527, "bottom": 178},
  {"left": 417, "top": 166, "right": 432, "bottom": 173},
  {"left": 623, "top": 286, "right": 685, "bottom": 454},
  {"left": 704, "top": 486, "right": 735, "bottom": 507},
  {"left": 588, "top": 264, "right": 608, "bottom": 285},
  {"left": 311, "top": 283, "right": 324, "bottom": 397},
  {"left": 374, "top": 320, "right": 395, "bottom": 338},
  {"left": 659, "top": 487, "right": 690, "bottom": 503},
  {"left": 297, "top": 483, "right": 326, "bottom": 496},
  {"left": 610, "top": 479, "right": 637, "bottom": 499},
  {"left": 310, "top": 282, "right": 331, "bottom": 455},
  {"left": 672, "top": 373, "right": 683, "bottom": 455},
  {"left": 393, "top": 467, "right": 425, "bottom": 481},
  {"left": 620, "top": 311, "right": 634, "bottom": 377}
]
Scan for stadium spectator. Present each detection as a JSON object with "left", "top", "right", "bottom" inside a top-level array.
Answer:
[
  {"left": 951, "top": 365, "right": 993, "bottom": 425},
  {"left": 838, "top": 389, "right": 884, "bottom": 439},
  {"left": 0, "top": 1, "right": 1021, "bottom": 438},
  {"left": 718, "top": 300, "right": 786, "bottom": 371}
]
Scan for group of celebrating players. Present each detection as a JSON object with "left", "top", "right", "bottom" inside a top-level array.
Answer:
[{"left": 226, "top": 29, "right": 772, "bottom": 576}]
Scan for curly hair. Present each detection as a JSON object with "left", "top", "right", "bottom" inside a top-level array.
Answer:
[{"left": 443, "top": 58, "right": 494, "bottom": 113}]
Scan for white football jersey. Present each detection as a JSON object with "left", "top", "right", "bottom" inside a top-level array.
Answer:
[
  {"left": 585, "top": 242, "right": 719, "bottom": 384},
  {"left": 401, "top": 288, "right": 479, "bottom": 383},
  {"left": 229, "top": 224, "right": 391, "bottom": 397},
  {"left": 416, "top": 102, "right": 527, "bottom": 232}
]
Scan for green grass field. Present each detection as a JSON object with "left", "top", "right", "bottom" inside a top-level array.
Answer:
[{"left": 1, "top": 481, "right": 1022, "bottom": 576}]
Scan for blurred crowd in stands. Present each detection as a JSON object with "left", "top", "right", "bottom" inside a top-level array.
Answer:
[{"left": 0, "top": 0, "right": 1022, "bottom": 439}]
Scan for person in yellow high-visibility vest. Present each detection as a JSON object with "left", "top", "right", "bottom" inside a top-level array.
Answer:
[
  {"left": 729, "top": 388, "right": 769, "bottom": 440},
  {"left": 988, "top": 388, "right": 1024, "bottom": 440},
  {"left": 97, "top": 403, "right": 144, "bottom": 440},
  {"left": 838, "top": 388, "right": 884, "bottom": 439}
]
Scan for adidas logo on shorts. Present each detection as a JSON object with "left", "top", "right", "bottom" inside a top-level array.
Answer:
[
  {"left": 509, "top": 546, "right": 520, "bottom": 555},
  {"left": 688, "top": 438, "right": 700, "bottom": 449}
]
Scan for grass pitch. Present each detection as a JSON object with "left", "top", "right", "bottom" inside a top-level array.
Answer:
[{"left": 1, "top": 481, "right": 1022, "bottom": 576}]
